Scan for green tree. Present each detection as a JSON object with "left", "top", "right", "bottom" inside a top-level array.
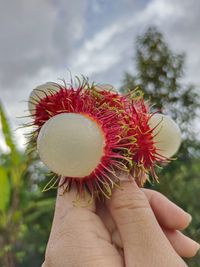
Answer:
[{"left": 121, "top": 27, "right": 200, "bottom": 266}]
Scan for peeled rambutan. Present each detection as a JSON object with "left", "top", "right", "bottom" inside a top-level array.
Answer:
[
  {"left": 28, "top": 82, "right": 62, "bottom": 115},
  {"left": 27, "top": 77, "right": 181, "bottom": 198},
  {"left": 28, "top": 79, "right": 135, "bottom": 198},
  {"left": 148, "top": 113, "right": 181, "bottom": 158},
  {"left": 124, "top": 96, "right": 181, "bottom": 185},
  {"left": 124, "top": 98, "right": 165, "bottom": 185}
]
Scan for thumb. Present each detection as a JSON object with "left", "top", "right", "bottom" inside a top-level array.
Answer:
[
  {"left": 106, "top": 179, "right": 187, "bottom": 267},
  {"left": 44, "top": 178, "right": 123, "bottom": 267},
  {"left": 50, "top": 177, "right": 95, "bottom": 235}
]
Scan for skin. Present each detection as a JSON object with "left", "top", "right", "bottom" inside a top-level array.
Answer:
[{"left": 42, "top": 176, "right": 199, "bottom": 267}]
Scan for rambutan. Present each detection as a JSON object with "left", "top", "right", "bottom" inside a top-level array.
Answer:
[
  {"left": 27, "top": 77, "right": 181, "bottom": 198},
  {"left": 124, "top": 97, "right": 181, "bottom": 185},
  {"left": 28, "top": 78, "right": 134, "bottom": 198}
]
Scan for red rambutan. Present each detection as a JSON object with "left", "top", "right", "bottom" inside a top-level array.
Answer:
[
  {"left": 27, "top": 77, "right": 181, "bottom": 198},
  {"left": 28, "top": 79, "right": 134, "bottom": 198}
]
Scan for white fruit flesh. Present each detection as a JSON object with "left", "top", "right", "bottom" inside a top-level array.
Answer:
[
  {"left": 28, "top": 83, "right": 61, "bottom": 115},
  {"left": 148, "top": 114, "right": 181, "bottom": 158},
  {"left": 37, "top": 113, "right": 105, "bottom": 177}
]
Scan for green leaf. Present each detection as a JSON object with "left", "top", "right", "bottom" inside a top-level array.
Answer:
[
  {"left": 0, "top": 102, "right": 16, "bottom": 152},
  {"left": 0, "top": 101, "right": 21, "bottom": 165},
  {"left": 0, "top": 166, "right": 10, "bottom": 213},
  {"left": 0, "top": 101, "right": 26, "bottom": 188}
]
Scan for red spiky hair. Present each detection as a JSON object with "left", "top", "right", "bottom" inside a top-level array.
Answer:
[
  {"left": 27, "top": 77, "right": 168, "bottom": 198},
  {"left": 125, "top": 97, "right": 169, "bottom": 186}
]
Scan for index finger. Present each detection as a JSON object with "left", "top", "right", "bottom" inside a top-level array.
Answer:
[
  {"left": 106, "top": 180, "right": 187, "bottom": 267},
  {"left": 142, "top": 188, "right": 192, "bottom": 230},
  {"left": 51, "top": 177, "right": 95, "bottom": 232}
]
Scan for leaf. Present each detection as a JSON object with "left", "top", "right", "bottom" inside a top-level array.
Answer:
[
  {"left": 0, "top": 166, "right": 10, "bottom": 213},
  {"left": 0, "top": 101, "right": 16, "bottom": 153},
  {"left": 0, "top": 102, "right": 21, "bottom": 168},
  {"left": 0, "top": 101, "right": 24, "bottom": 187}
]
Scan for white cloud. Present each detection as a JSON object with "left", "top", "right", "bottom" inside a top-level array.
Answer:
[
  {"left": 68, "top": 0, "right": 200, "bottom": 89},
  {"left": 140, "top": 0, "right": 200, "bottom": 85},
  {"left": 0, "top": 0, "right": 200, "bottom": 150},
  {"left": 0, "top": 0, "right": 88, "bottom": 88}
]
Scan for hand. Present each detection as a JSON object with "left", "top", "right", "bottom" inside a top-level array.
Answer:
[{"left": 42, "top": 177, "right": 199, "bottom": 267}]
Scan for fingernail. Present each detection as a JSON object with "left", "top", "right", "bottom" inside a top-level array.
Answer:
[
  {"left": 186, "top": 213, "right": 192, "bottom": 224},
  {"left": 195, "top": 242, "right": 200, "bottom": 255}
]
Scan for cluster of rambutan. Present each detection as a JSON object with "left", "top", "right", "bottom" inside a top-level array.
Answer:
[{"left": 27, "top": 78, "right": 181, "bottom": 198}]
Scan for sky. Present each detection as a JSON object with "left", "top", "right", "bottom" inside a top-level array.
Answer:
[{"left": 0, "top": 0, "right": 200, "bottom": 150}]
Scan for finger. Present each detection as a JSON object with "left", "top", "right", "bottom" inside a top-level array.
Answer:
[
  {"left": 98, "top": 192, "right": 199, "bottom": 258},
  {"left": 46, "top": 179, "right": 123, "bottom": 267},
  {"left": 142, "top": 188, "right": 192, "bottom": 230},
  {"left": 111, "top": 225, "right": 200, "bottom": 258},
  {"left": 163, "top": 229, "right": 200, "bottom": 258},
  {"left": 97, "top": 188, "right": 192, "bottom": 235},
  {"left": 98, "top": 185, "right": 198, "bottom": 259},
  {"left": 112, "top": 229, "right": 122, "bottom": 248},
  {"left": 106, "top": 180, "right": 187, "bottom": 267},
  {"left": 53, "top": 177, "right": 95, "bottom": 225},
  {"left": 47, "top": 207, "right": 123, "bottom": 267},
  {"left": 96, "top": 201, "right": 116, "bottom": 233},
  {"left": 49, "top": 177, "right": 96, "bottom": 243}
]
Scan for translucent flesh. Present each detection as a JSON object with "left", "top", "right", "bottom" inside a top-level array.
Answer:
[
  {"left": 37, "top": 113, "right": 105, "bottom": 178},
  {"left": 148, "top": 114, "right": 181, "bottom": 158}
]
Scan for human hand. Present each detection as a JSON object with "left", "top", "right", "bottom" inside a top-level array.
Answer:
[{"left": 42, "top": 177, "right": 199, "bottom": 267}]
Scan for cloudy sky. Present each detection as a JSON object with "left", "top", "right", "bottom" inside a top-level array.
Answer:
[{"left": 0, "top": 0, "right": 200, "bottom": 150}]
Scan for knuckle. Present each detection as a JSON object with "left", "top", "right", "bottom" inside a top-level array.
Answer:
[
  {"left": 111, "top": 184, "right": 149, "bottom": 212},
  {"left": 109, "top": 183, "right": 152, "bottom": 226}
]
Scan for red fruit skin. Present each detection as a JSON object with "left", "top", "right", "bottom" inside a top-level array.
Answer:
[
  {"left": 29, "top": 81, "right": 169, "bottom": 197},
  {"left": 125, "top": 99, "right": 169, "bottom": 185},
  {"left": 31, "top": 82, "right": 133, "bottom": 197}
]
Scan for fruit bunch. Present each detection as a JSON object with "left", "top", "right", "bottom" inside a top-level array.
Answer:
[{"left": 27, "top": 78, "right": 181, "bottom": 198}]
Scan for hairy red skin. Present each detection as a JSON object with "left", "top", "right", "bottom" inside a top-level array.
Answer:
[
  {"left": 29, "top": 80, "right": 168, "bottom": 197},
  {"left": 125, "top": 99, "right": 169, "bottom": 184}
]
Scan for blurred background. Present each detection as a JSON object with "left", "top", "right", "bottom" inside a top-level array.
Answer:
[{"left": 0, "top": 0, "right": 199, "bottom": 266}]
